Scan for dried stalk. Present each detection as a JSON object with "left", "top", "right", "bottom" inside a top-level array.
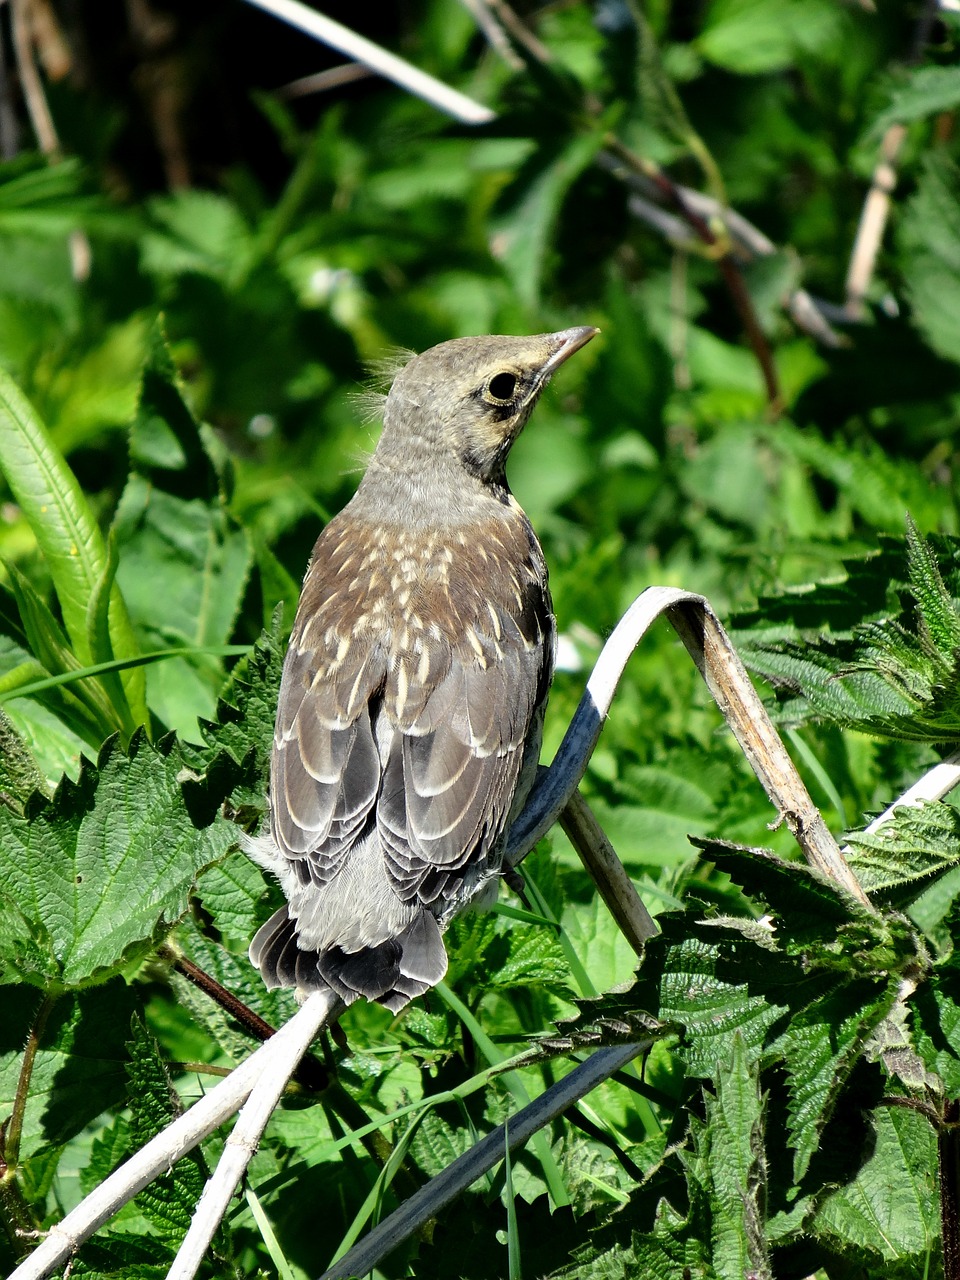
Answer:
[
  {"left": 559, "top": 788, "right": 658, "bottom": 952},
  {"left": 861, "top": 748, "right": 960, "bottom": 835},
  {"left": 7, "top": 990, "right": 339, "bottom": 1280},
  {"left": 844, "top": 123, "right": 907, "bottom": 320},
  {"left": 509, "top": 586, "right": 870, "bottom": 907},
  {"left": 240, "top": 0, "right": 495, "bottom": 124},
  {"left": 10, "top": 0, "right": 59, "bottom": 157},
  {"left": 164, "top": 991, "right": 339, "bottom": 1280}
]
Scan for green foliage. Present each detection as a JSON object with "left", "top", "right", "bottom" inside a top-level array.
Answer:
[
  {"left": 0, "top": 731, "right": 234, "bottom": 989},
  {"left": 1, "top": 3, "right": 960, "bottom": 1277}
]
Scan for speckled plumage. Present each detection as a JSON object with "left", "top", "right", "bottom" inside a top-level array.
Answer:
[{"left": 249, "top": 327, "right": 597, "bottom": 1011}]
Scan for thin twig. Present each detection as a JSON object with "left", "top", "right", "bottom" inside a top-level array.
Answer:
[
  {"left": 601, "top": 152, "right": 847, "bottom": 349},
  {"left": 2, "top": 992, "right": 57, "bottom": 1176},
  {"left": 274, "top": 62, "right": 373, "bottom": 99},
  {"left": 315, "top": 1041, "right": 648, "bottom": 1280},
  {"left": 240, "top": 0, "right": 495, "bottom": 124},
  {"left": 604, "top": 137, "right": 783, "bottom": 411},
  {"left": 473, "top": 0, "right": 552, "bottom": 65},
  {"left": 844, "top": 123, "right": 907, "bottom": 320},
  {"left": 558, "top": 789, "right": 658, "bottom": 952},
  {"left": 165, "top": 989, "right": 339, "bottom": 1280},
  {"left": 10, "top": 0, "right": 59, "bottom": 157},
  {"left": 167, "top": 949, "right": 329, "bottom": 1092},
  {"left": 7, "top": 990, "right": 339, "bottom": 1280},
  {"left": 844, "top": 0, "right": 939, "bottom": 320},
  {"left": 456, "top": 0, "right": 524, "bottom": 69}
]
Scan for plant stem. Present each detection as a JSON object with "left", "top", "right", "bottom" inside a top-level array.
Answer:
[
  {"left": 164, "top": 948, "right": 329, "bottom": 1093},
  {"left": 2, "top": 993, "right": 57, "bottom": 1176},
  {"left": 603, "top": 135, "right": 782, "bottom": 412},
  {"left": 940, "top": 1098, "right": 960, "bottom": 1280}
]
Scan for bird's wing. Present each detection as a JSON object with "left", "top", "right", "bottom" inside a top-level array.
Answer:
[
  {"left": 378, "top": 582, "right": 553, "bottom": 907},
  {"left": 271, "top": 626, "right": 385, "bottom": 877}
]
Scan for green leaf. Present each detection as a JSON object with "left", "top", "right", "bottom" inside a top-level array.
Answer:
[
  {"left": 5, "top": 564, "right": 126, "bottom": 743},
  {"left": 691, "top": 838, "right": 854, "bottom": 942},
  {"left": 653, "top": 918, "right": 790, "bottom": 1076},
  {"left": 170, "top": 915, "right": 298, "bottom": 1067},
  {"left": 736, "top": 528, "right": 960, "bottom": 741},
  {"left": 868, "top": 65, "right": 960, "bottom": 139},
  {"left": 698, "top": 0, "right": 845, "bottom": 75},
  {"left": 0, "top": 366, "right": 147, "bottom": 725},
  {"left": 0, "top": 982, "right": 135, "bottom": 1158},
  {"left": 189, "top": 611, "right": 285, "bottom": 814},
  {"left": 899, "top": 154, "right": 960, "bottom": 366},
  {"left": 696, "top": 1034, "right": 770, "bottom": 1280},
  {"left": 0, "top": 731, "right": 235, "bottom": 988},
  {"left": 812, "top": 1104, "right": 939, "bottom": 1261},
  {"left": 0, "top": 705, "right": 48, "bottom": 811},
  {"left": 845, "top": 801, "right": 960, "bottom": 897},
  {"left": 912, "top": 948, "right": 960, "bottom": 1095},
  {"left": 772, "top": 977, "right": 891, "bottom": 1183},
  {"left": 493, "top": 128, "right": 606, "bottom": 309},
  {"left": 125, "top": 1016, "right": 213, "bottom": 1246}
]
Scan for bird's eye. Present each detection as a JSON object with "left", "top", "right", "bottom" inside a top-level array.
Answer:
[{"left": 486, "top": 371, "right": 518, "bottom": 403}]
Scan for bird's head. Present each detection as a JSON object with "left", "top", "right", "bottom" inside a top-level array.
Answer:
[{"left": 376, "top": 327, "right": 598, "bottom": 485}]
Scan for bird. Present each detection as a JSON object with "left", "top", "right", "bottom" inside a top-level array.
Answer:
[{"left": 248, "top": 326, "right": 598, "bottom": 1013}]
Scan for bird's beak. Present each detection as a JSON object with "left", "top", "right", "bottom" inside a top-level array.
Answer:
[{"left": 541, "top": 325, "right": 600, "bottom": 377}]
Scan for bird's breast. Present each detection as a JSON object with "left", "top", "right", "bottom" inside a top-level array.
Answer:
[{"left": 292, "top": 506, "right": 551, "bottom": 729}]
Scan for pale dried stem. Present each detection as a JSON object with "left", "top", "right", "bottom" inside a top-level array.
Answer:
[
  {"left": 10, "top": 0, "right": 59, "bottom": 156},
  {"left": 559, "top": 788, "right": 658, "bottom": 952},
  {"left": 276, "top": 63, "right": 373, "bottom": 100},
  {"left": 844, "top": 123, "right": 907, "bottom": 320},
  {"left": 10, "top": 0, "right": 91, "bottom": 280},
  {"left": 240, "top": 0, "right": 495, "bottom": 124},
  {"left": 7, "top": 991, "right": 339, "bottom": 1280},
  {"left": 862, "top": 749, "right": 960, "bottom": 835},
  {"left": 165, "top": 990, "right": 339, "bottom": 1280},
  {"left": 509, "top": 586, "right": 871, "bottom": 908},
  {"left": 457, "top": 0, "right": 524, "bottom": 69}
]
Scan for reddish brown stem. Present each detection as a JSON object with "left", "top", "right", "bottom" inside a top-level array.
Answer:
[
  {"left": 170, "top": 952, "right": 329, "bottom": 1093},
  {"left": 941, "top": 1098, "right": 960, "bottom": 1280}
]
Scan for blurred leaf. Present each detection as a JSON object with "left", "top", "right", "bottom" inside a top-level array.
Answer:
[
  {"left": 899, "top": 153, "right": 960, "bottom": 367},
  {"left": 493, "top": 129, "right": 606, "bottom": 309},
  {"left": 698, "top": 0, "right": 845, "bottom": 75},
  {"left": 868, "top": 65, "right": 960, "bottom": 139}
]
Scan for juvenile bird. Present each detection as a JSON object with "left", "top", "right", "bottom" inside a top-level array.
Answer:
[{"left": 249, "top": 327, "right": 598, "bottom": 1011}]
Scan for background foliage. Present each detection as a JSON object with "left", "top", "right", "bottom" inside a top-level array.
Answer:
[{"left": 1, "top": 1, "right": 960, "bottom": 1277}]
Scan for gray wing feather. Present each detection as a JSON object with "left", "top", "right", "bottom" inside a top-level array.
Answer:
[
  {"left": 378, "top": 614, "right": 546, "bottom": 904},
  {"left": 271, "top": 639, "right": 384, "bottom": 873},
  {"left": 270, "top": 577, "right": 549, "bottom": 916}
]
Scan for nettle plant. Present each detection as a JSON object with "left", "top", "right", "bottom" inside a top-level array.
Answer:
[{"left": 2, "top": 339, "right": 960, "bottom": 1280}]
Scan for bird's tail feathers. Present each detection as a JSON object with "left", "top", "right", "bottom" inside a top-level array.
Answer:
[{"left": 249, "top": 907, "right": 447, "bottom": 1013}]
